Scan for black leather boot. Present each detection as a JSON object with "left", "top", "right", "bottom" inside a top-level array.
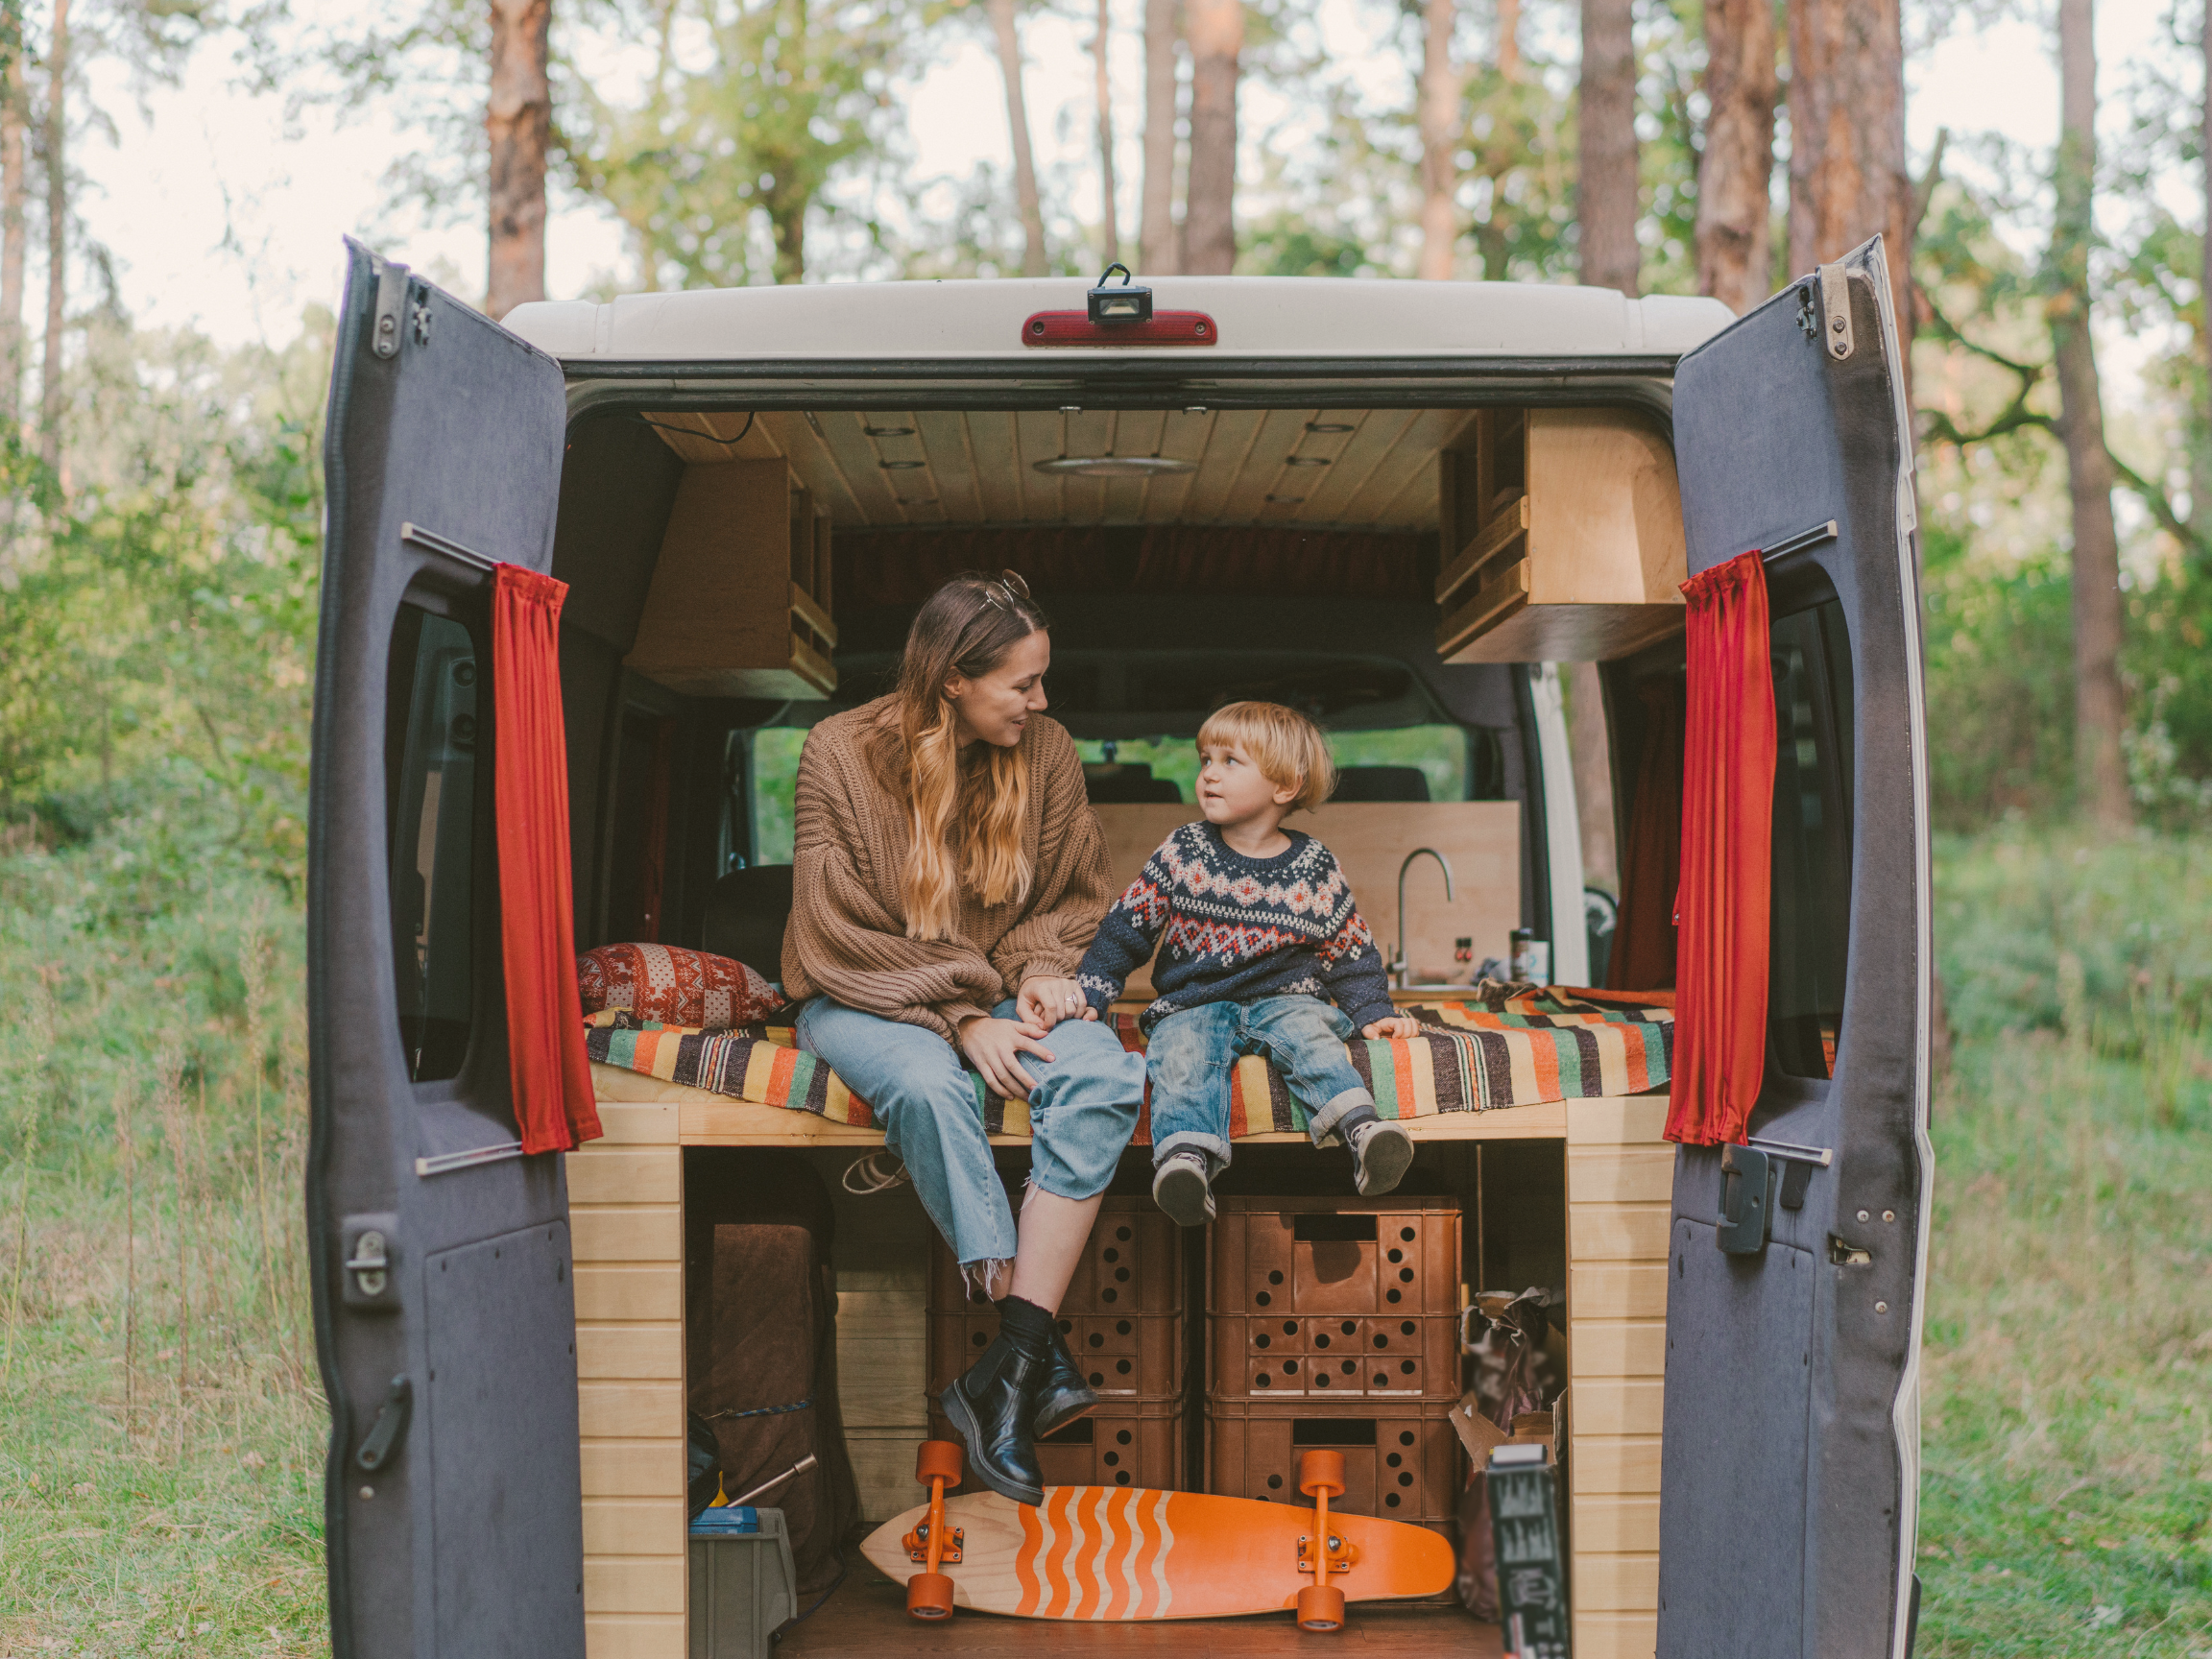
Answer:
[
  {"left": 940, "top": 1332, "right": 1047, "bottom": 1507},
  {"left": 1034, "top": 1321, "right": 1100, "bottom": 1439}
]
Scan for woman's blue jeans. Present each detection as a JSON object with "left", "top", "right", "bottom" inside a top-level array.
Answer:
[
  {"left": 794, "top": 997, "right": 1145, "bottom": 1284},
  {"left": 1144, "top": 996, "right": 1374, "bottom": 1173}
]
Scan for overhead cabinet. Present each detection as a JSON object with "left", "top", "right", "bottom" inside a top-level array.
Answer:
[
  {"left": 1434, "top": 408, "right": 1686, "bottom": 663},
  {"left": 627, "top": 458, "right": 837, "bottom": 699}
]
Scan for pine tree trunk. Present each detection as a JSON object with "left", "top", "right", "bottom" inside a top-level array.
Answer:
[
  {"left": 1138, "top": 0, "right": 1179, "bottom": 275},
  {"left": 1183, "top": 0, "right": 1240, "bottom": 275},
  {"left": 2199, "top": 0, "right": 2212, "bottom": 537},
  {"left": 1786, "top": 0, "right": 1910, "bottom": 353},
  {"left": 1497, "top": 0, "right": 1520, "bottom": 80},
  {"left": 486, "top": 0, "right": 551, "bottom": 314},
  {"left": 2053, "top": 0, "right": 2129, "bottom": 828},
  {"left": 987, "top": 0, "right": 1048, "bottom": 277},
  {"left": 1, "top": 42, "right": 25, "bottom": 425},
  {"left": 1694, "top": 0, "right": 1776, "bottom": 314},
  {"left": 1416, "top": 0, "right": 1461, "bottom": 279},
  {"left": 1576, "top": 0, "right": 1639, "bottom": 295},
  {"left": 1094, "top": 0, "right": 1119, "bottom": 268},
  {"left": 38, "top": 0, "right": 64, "bottom": 473}
]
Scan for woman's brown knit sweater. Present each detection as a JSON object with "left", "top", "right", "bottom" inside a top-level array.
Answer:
[{"left": 780, "top": 697, "right": 1114, "bottom": 1045}]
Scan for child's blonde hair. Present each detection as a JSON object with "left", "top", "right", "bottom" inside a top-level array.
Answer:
[{"left": 1197, "top": 701, "right": 1335, "bottom": 813}]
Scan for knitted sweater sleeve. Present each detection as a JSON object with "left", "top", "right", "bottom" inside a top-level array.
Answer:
[
  {"left": 1074, "top": 835, "right": 1178, "bottom": 1015},
  {"left": 781, "top": 727, "right": 996, "bottom": 1045},
  {"left": 1314, "top": 854, "right": 1397, "bottom": 1030},
  {"left": 987, "top": 721, "right": 1117, "bottom": 991}
]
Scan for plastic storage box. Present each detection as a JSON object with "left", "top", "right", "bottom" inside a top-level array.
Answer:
[{"left": 688, "top": 1506, "right": 797, "bottom": 1659}]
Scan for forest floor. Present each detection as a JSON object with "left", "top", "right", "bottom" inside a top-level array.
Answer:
[{"left": 0, "top": 824, "right": 2205, "bottom": 1655}]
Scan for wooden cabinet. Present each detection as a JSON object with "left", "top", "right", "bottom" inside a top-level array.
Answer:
[
  {"left": 1434, "top": 408, "right": 1686, "bottom": 663},
  {"left": 626, "top": 459, "right": 837, "bottom": 699}
]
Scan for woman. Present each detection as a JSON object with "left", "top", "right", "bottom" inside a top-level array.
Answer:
[{"left": 781, "top": 569, "right": 1146, "bottom": 1506}]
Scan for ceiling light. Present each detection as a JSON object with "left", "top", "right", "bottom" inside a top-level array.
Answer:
[
  {"left": 1032, "top": 456, "right": 1198, "bottom": 477},
  {"left": 897, "top": 498, "right": 939, "bottom": 507},
  {"left": 879, "top": 460, "right": 926, "bottom": 470},
  {"left": 864, "top": 425, "right": 914, "bottom": 437},
  {"left": 1284, "top": 456, "right": 1331, "bottom": 468},
  {"left": 1264, "top": 493, "right": 1305, "bottom": 504},
  {"left": 1306, "top": 421, "right": 1354, "bottom": 433}
]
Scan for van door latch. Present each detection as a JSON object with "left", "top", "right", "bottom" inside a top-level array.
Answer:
[
  {"left": 1717, "top": 1145, "right": 1775, "bottom": 1254},
  {"left": 356, "top": 1376, "right": 413, "bottom": 1472},
  {"left": 341, "top": 1214, "right": 400, "bottom": 1310}
]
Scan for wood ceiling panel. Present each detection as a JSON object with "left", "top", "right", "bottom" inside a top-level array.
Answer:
[
  {"left": 1139, "top": 409, "right": 1212, "bottom": 523},
  {"left": 913, "top": 410, "right": 982, "bottom": 522},
  {"left": 1014, "top": 410, "right": 1067, "bottom": 522},
  {"left": 1334, "top": 408, "right": 1473, "bottom": 529},
  {"left": 1175, "top": 409, "right": 1265, "bottom": 521},
  {"left": 808, "top": 411, "right": 909, "bottom": 525},
  {"left": 1285, "top": 409, "right": 1407, "bottom": 524},
  {"left": 1214, "top": 407, "right": 1319, "bottom": 525},
  {"left": 963, "top": 411, "right": 1026, "bottom": 522},
  {"left": 754, "top": 412, "right": 863, "bottom": 525},
  {"left": 643, "top": 410, "right": 786, "bottom": 467}
]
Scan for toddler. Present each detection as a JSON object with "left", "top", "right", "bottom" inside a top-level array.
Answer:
[{"left": 1075, "top": 701, "right": 1421, "bottom": 1226}]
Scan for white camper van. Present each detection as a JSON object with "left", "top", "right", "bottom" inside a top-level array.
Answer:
[{"left": 307, "top": 240, "right": 1931, "bottom": 1659}]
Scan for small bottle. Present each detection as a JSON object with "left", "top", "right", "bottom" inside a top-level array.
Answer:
[{"left": 1509, "top": 928, "right": 1549, "bottom": 984}]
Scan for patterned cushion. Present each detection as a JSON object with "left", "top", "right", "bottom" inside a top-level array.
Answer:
[{"left": 576, "top": 944, "right": 784, "bottom": 1031}]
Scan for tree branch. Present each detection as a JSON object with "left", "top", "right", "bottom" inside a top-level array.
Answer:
[{"left": 2103, "top": 445, "right": 2212, "bottom": 568}]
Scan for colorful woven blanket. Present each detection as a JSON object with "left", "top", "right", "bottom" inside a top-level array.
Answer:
[{"left": 584, "top": 985, "right": 1672, "bottom": 1140}]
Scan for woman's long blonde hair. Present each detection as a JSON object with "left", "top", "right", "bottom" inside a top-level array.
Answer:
[{"left": 872, "top": 570, "right": 1050, "bottom": 942}]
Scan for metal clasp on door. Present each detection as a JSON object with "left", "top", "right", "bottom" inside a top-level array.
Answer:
[{"left": 1717, "top": 1139, "right": 1835, "bottom": 1255}]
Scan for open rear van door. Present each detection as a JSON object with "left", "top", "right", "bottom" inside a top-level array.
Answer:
[
  {"left": 308, "top": 240, "right": 586, "bottom": 1659},
  {"left": 1655, "top": 237, "right": 1932, "bottom": 1659}
]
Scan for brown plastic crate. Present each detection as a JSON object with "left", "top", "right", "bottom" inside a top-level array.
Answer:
[
  {"left": 1208, "top": 1310, "right": 1460, "bottom": 1402},
  {"left": 927, "top": 1196, "right": 1185, "bottom": 1320},
  {"left": 1204, "top": 1397, "right": 1460, "bottom": 1536},
  {"left": 929, "top": 1310, "right": 1187, "bottom": 1401},
  {"left": 929, "top": 1399, "right": 1188, "bottom": 1493},
  {"left": 1208, "top": 1196, "right": 1461, "bottom": 1319}
]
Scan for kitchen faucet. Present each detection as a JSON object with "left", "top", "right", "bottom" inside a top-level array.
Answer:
[{"left": 1391, "top": 847, "right": 1455, "bottom": 989}]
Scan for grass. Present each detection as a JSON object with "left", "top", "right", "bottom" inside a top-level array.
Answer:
[{"left": 0, "top": 817, "right": 2205, "bottom": 1653}]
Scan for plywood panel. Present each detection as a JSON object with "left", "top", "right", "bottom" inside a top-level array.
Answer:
[
  {"left": 1571, "top": 1319, "right": 1666, "bottom": 1379},
  {"left": 567, "top": 1148, "right": 684, "bottom": 1205},
  {"left": 1090, "top": 802, "right": 1521, "bottom": 998},
  {"left": 1571, "top": 1493, "right": 1661, "bottom": 1554},
  {"left": 1572, "top": 1611, "right": 1658, "bottom": 1659},
  {"left": 1568, "top": 1147, "right": 1675, "bottom": 1204},
  {"left": 847, "top": 1428, "right": 931, "bottom": 1526},
  {"left": 573, "top": 1207, "right": 684, "bottom": 1263},
  {"left": 1567, "top": 1094, "right": 1671, "bottom": 1146},
  {"left": 1526, "top": 411, "right": 1684, "bottom": 607},
  {"left": 584, "top": 1497, "right": 685, "bottom": 1557},
  {"left": 581, "top": 1439, "right": 686, "bottom": 1497},
  {"left": 1568, "top": 1202, "right": 1672, "bottom": 1261},
  {"left": 1571, "top": 1553, "right": 1659, "bottom": 1612},
  {"left": 585, "top": 1556, "right": 686, "bottom": 1615},
  {"left": 1571, "top": 1378, "right": 1665, "bottom": 1436},
  {"left": 575, "top": 1263, "right": 684, "bottom": 1323},
  {"left": 581, "top": 1381, "right": 686, "bottom": 1439},
  {"left": 1568, "top": 1433, "right": 1661, "bottom": 1495},
  {"left": 1570, "top": 1261, "right": 1668, "bottom": 1320},
  {"left": 591, "top": 1103, "right": 680, "bottom": 1146},
  {"left": 584, "top": 1613, "right": 685, "bottom": 1659},
  {"left": 579, "top": 1321, "right": 684, "bottom": 1381}
]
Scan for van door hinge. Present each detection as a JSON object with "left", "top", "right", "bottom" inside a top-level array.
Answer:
[
  {"left": 1817, "top": 261, "right": 1854, "bottom": 362},
  {"left": 371, "top": 256, "right": 410, "bottom": 360}
]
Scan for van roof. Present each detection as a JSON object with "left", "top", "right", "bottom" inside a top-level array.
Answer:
[{"left": 500, "top": 276, "right": 1734, "bottom": 365}]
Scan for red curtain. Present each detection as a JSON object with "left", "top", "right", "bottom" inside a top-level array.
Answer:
[
  {"left": 1606, "top": 678, "right": 1685, "bottom": 992},
  {"left": 1665, "top": 551, "right": 1776, "bottom": 1147},
  {"left": 493, "top": 564, "right": 603, "bottom": 1155}
]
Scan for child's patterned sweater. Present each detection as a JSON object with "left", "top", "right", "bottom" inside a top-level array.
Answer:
[{"left": 1075, "top": 822, "right": 1395, "bottom": 1034}]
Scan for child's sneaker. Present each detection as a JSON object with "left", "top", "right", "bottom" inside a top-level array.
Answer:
[
  {"left": 1151, "top": 1148, "right": 1215, "bottom": 1227},
  {"left": 1345, "top": 1116, "right": 1413, "bottom": 1196}
]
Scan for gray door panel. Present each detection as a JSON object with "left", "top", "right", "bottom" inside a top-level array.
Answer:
[
  {"left": 309, "top": 239, "right": 585, "bottom": 1659},
  {"left": 1660, "top": 237, "right": 1932, "bottom": 1659}
]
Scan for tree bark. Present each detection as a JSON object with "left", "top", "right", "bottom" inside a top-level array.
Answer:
[
  {"left": 985, "top": 0, "right": 1048, "bottom": 277},
  {"left": 1, "top": 39, "right": 25, "bottom": 425},
  {"left": 2200, "top": 0, "right": 2212, "bottom": 531},
  {"left": 2052, "top": 0, "right": 2129, "bottom": 828},
  {"left": 38, "top": 0, "right": 63, "bottom": 473},
  {"left": 1786, "top": 0, "right": 1910, "bottom": 352},
  {"left": 1094, "top": 0, "right": 1119, "bottom": 268},
  {"left": 1183, "top": 0, "right": 1239, "bottom": 274},
  {"left": 1694, "top": 0, "right": 1776, "bottom": 314},
  {"left": 1497, "top": 0, "right": 1520, "bottom": 81},
  {"left": 1416, "top": 0, "right": 1460, "bottom": 279},
  {"left": 486, "top": 0, "right": 550, "bottom": 314},
  {"left": 1139, "top": 0, "right": 1179, "bottom": 275},
  {"left": 1576, "top": 0, "right": 1639, "bottom": 295},
  {"left": 1566, "top": 660, "right": 1618, "bottom": 896}
]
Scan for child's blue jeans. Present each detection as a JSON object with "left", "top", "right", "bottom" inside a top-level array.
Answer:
[{"left": 1144, "top": 996, "right": 1375, "bottom": 1173}]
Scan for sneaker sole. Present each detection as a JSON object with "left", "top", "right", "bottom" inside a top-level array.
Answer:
[
  {"left": 1153, "top": 1163, "right": 1215, "bottom": 1228},
  {"left": 1356, "top": 1123, "right": 1415, "bottom": 1195},
  {"left": 937, "top": 1382, "right": 1045, "bottom": 1507}
]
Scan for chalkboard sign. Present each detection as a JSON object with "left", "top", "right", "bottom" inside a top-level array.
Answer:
[{"left": 1487, "top": 1445, "right": 1569, "bottom": 1659}]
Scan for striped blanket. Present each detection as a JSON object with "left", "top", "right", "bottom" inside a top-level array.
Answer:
[{"left": 584, "top": 985, "right": 1672, "bottom": 1140}]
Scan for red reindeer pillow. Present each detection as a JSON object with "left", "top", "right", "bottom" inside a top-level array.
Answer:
[{"left": 577, "top": 944, "right": 784, "bottom": 1031}]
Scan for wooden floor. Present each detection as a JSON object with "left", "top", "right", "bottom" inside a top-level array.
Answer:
[{"left": 781, "top": 1574, "right": 1504, "bottom": 1657}]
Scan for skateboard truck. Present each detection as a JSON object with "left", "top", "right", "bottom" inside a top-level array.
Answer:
[
  {"left": 1294, "top": 1450, "right": 1351, "bottom": 1631},
  {"left": 903, "top": 1440, "right": 966, "bottom": 1620}
]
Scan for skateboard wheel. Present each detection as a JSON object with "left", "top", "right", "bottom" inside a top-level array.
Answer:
[
  {"left": 1296, "top": 1585, "right": 1345, "bottom": 1631},
  {"left": 1297, "top": 1449, "right": 1346, "bottom": 1499},
  {"left": 915, "top": 1440, "right": 964, "bottom": 1486},
  {"left": 907, "top": 1572, "right": 957, "bottom": 1619}
]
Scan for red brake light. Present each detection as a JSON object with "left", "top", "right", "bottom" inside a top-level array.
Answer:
[{"left": 1021, "top": 311, "right": 1218, "bottom": 348}]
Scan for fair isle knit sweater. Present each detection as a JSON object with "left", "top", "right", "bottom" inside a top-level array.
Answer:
[{"left": 1075, "top": 823, "right": 1396, "bottom": 1035}]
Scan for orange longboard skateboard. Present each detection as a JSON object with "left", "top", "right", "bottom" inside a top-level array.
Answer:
[{"left": 862, "top": 1444, "right": 1455, "bottom": 1628}]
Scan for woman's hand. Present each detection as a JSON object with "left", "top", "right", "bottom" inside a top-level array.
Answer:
[
  {"left": 958, "top": 1015, "right": 1058, "bottom": 1101},
  {"left": 1361, "top": 1013, "right": 1425, "bottom": 1040},
  {"left": 1018, "top": 974, "right": 1096, "bottom": 1031}
]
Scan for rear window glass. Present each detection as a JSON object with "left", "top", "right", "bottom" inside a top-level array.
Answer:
[{"left": 1769, "top": 600, "right": 1855, "bottom": 1079}]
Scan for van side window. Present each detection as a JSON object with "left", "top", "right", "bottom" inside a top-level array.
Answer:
[
  {"left": 385, "top": 603, "right": 481, "bottom": 1082},
  {"left": 1768, "top": 599, "right": 1854, "bottom": 1079}
]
